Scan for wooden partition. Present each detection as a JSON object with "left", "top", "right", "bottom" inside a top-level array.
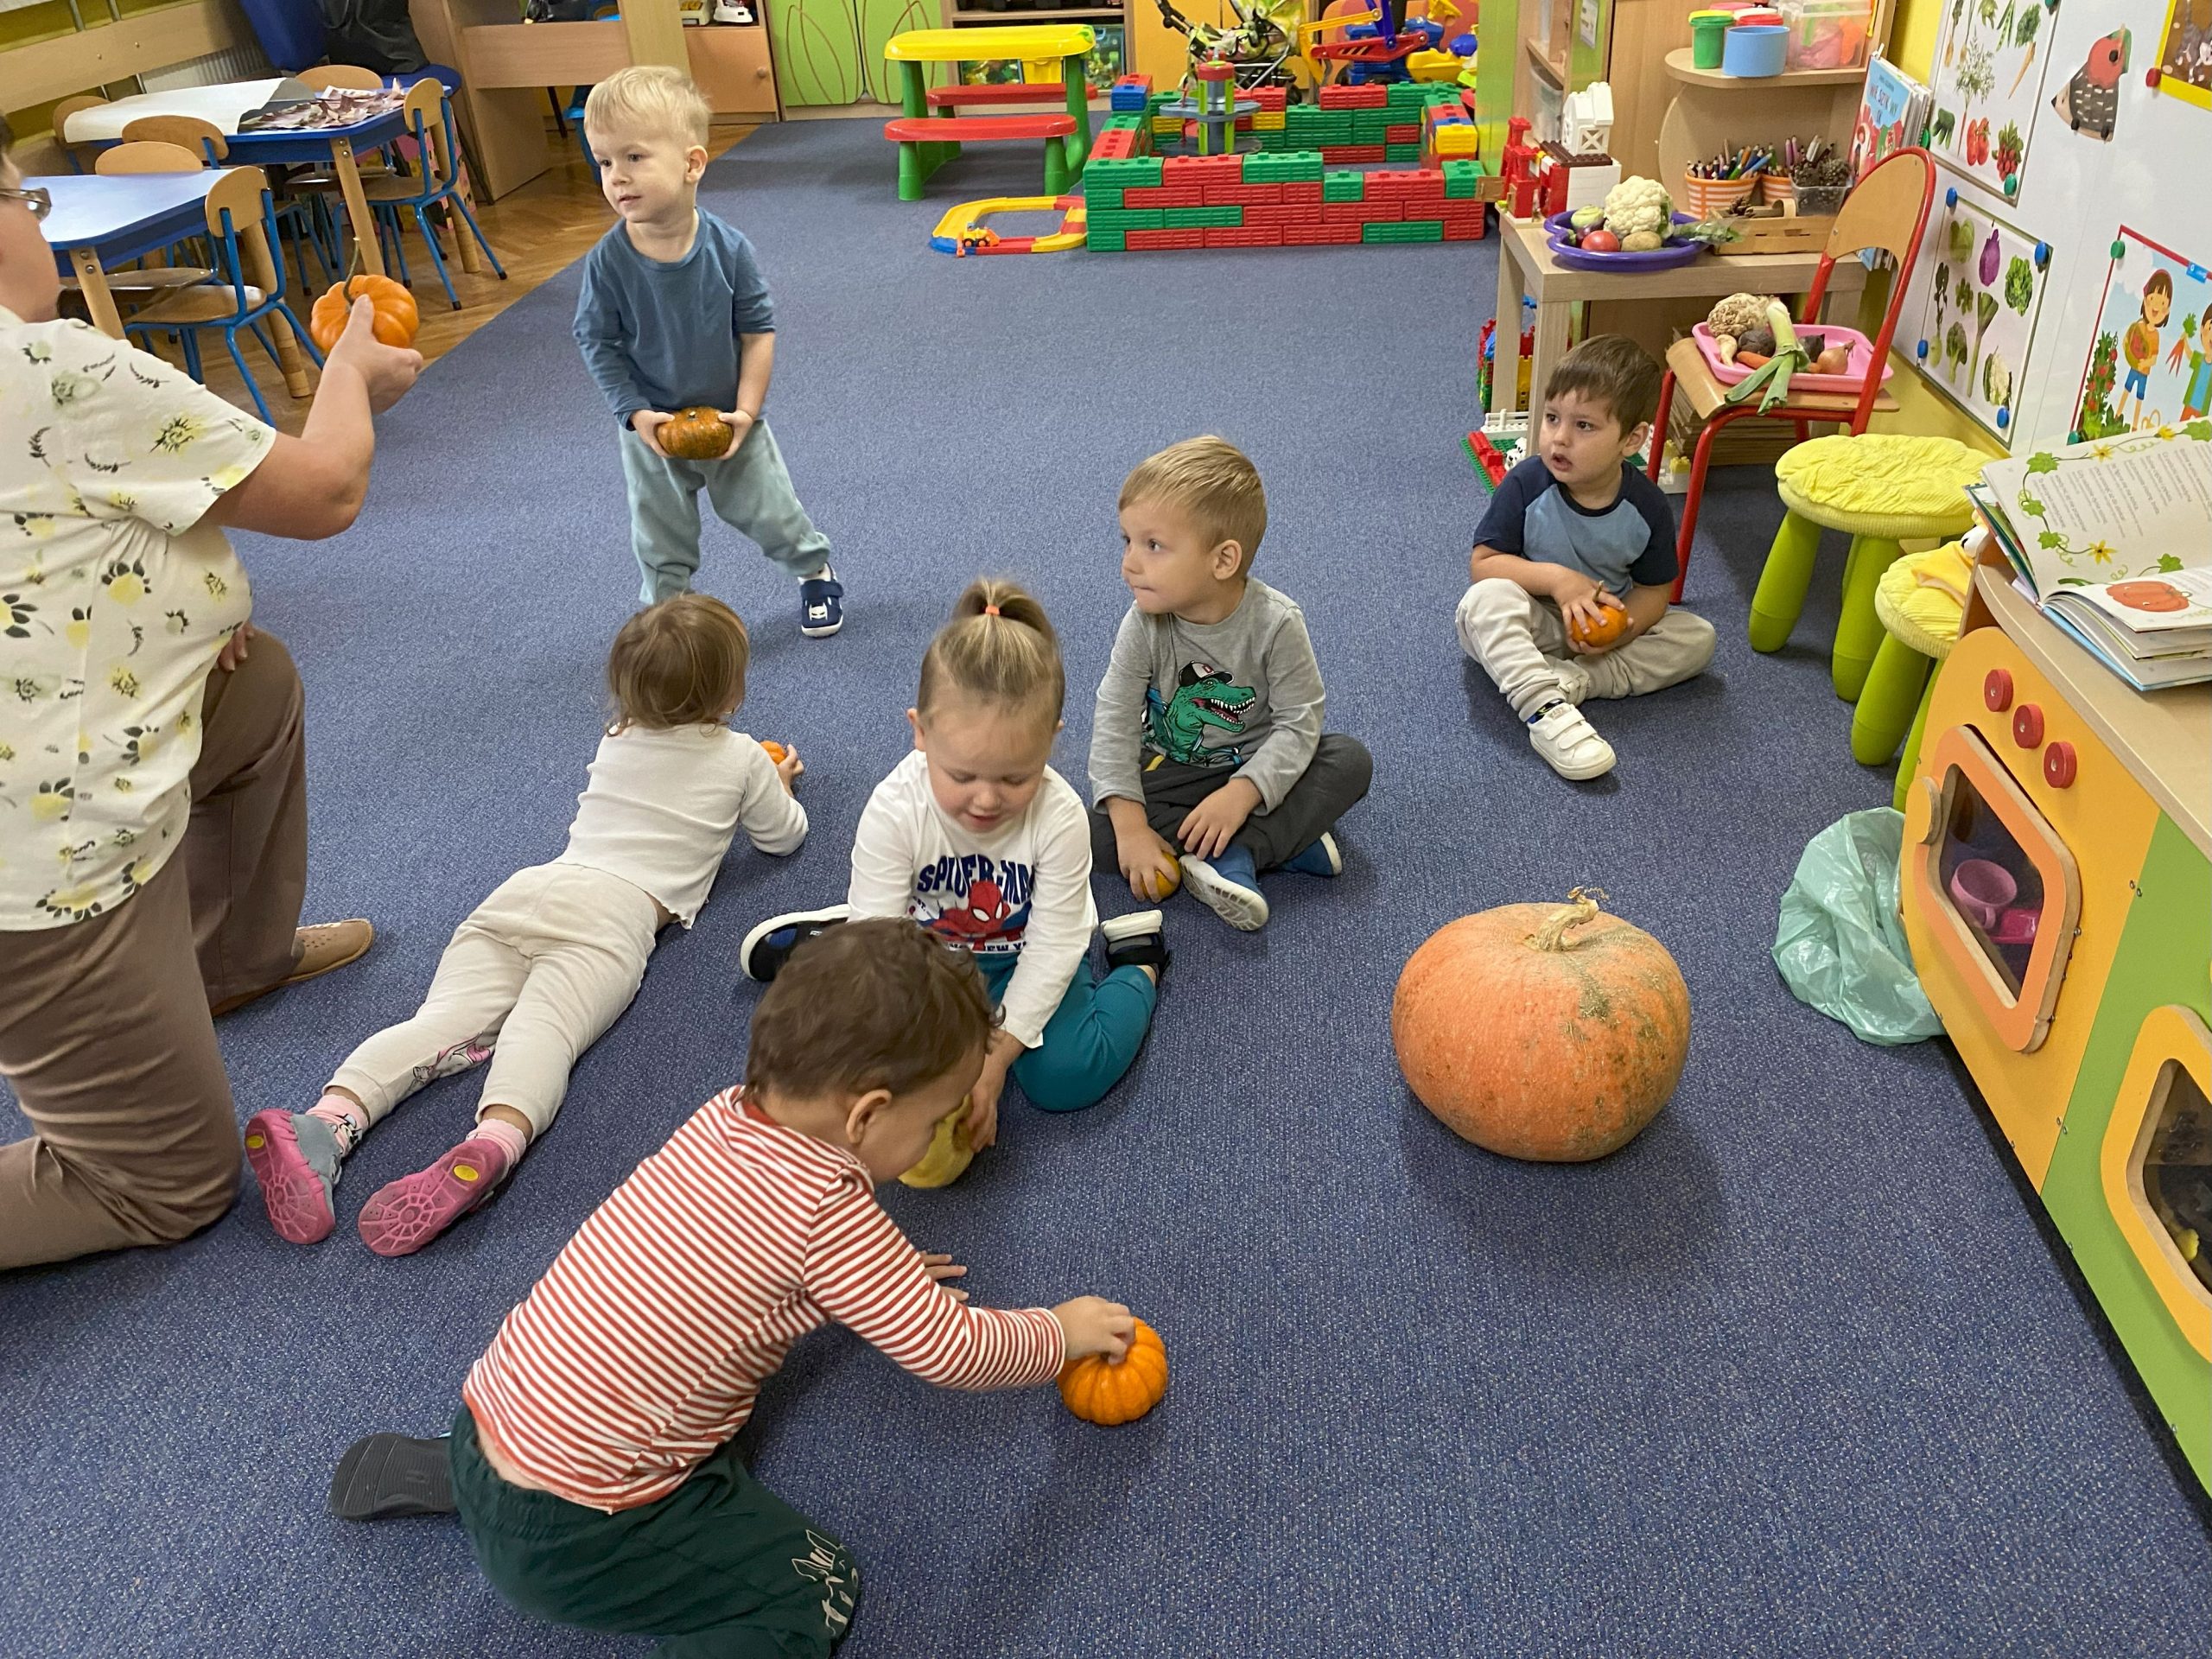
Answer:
[{"left": 5, "top": 0, "right": 254, "bottom": 111}]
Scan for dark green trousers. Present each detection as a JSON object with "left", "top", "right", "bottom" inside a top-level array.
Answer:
[{"left": 450, "top": 1407, "right": 859, "bottom": 1657}]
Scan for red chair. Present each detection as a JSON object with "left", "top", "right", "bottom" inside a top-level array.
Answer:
[{"left": 1646, "top": 147, "right": 1937, "bottom": 602}]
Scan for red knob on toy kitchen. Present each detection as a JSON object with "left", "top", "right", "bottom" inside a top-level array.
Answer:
[
  {"left": 1983, "top": 668, "right": 2012, "bottom": 711},
  {"left": 2044, "top": 741, "right": 2077, "bottom": 789},
  {"left": 2012, "top": 703, "right": 2044, "bottom": 747}
]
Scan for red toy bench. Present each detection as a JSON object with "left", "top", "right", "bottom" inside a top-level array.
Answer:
[
  {"left": 884, "top": 113, "right": 1078, "bottom": 200},
  {"left": 925, "top": 82, "right": 1068, "bottom": 108}
]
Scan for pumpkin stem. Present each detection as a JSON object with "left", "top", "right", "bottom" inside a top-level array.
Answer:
[{"left": 1527, "top": 887, "right": 1606, "bottom": 952}]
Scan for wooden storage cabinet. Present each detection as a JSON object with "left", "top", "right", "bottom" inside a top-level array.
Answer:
[{"left": 688, "top": 24, "right": 782, "bottom": 116}]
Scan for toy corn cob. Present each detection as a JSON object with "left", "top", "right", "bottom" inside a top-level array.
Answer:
[{"left": 1722, "top": 299, "right": 1809, "bottom": 414}]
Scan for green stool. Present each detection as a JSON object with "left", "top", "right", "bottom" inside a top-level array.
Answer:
[
  {"left": 1753, "top": 434, "right": 1985, "bottom": 700},
  {"left": 1851, "top": 544, "right": 1970, "bottom": 808}
]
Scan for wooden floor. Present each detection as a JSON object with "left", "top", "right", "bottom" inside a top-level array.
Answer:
[{"left": 176, "top": 128, "right": 752, "bottom": 437}]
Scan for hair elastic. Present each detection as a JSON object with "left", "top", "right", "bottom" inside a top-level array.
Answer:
[{"left": 983, "top": 604, "right": 1001, "bottom": 616}]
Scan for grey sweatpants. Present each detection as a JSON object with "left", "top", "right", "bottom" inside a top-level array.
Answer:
[
  {"left": 1088, "top": 735, "right": 1373, "bottom": 872},
  {"left": 1455, "top": 578, "right": 1717, "bottom": 718},
  {"left": 620, "top": 420, "right": 831, "bottom": 606}
]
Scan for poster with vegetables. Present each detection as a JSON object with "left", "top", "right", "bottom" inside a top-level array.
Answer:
[
  {"left": 2152, "top": 0, "right": 2212, "bottom": 109},
  {"left": 2071, "top": 227, "right": 2212, "bottom": 438},
  {"left": 1909, "top": 195, "right": 2056, "bottom": 441},
  {"left": 1926, "top": 0, "right": 2060, "bottom": 199}
]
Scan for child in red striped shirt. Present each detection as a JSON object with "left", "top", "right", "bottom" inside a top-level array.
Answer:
[{"left": 450, "top": 916, "right": 1135, "bottom": 1656}]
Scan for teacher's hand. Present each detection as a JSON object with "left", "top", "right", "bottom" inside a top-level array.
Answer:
[{"left": 327, "top": 297, "right": 424, "bottom": 414}]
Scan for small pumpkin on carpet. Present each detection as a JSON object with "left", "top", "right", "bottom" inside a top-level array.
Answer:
[{"left": 1059, "top": 1318, "right": 1167, "bottom": 1426}]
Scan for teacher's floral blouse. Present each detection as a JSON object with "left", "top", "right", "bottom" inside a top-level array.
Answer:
[{"left": 1, "top": 310, "right": 272, "bottom": 931}]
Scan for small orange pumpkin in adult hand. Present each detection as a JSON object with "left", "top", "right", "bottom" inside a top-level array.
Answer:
[
  {"left": 1568, "top": 601, "right": 1631, "bottom": 651},
  {"left": 308, "top": 275, "right": 420, "bottom": 354},
  {"left": 660, "top": 406, "right": 736, "bottom": 461},
  {"left": 1058, "top": 1318, "right": 1167, "bottom": 1426}
]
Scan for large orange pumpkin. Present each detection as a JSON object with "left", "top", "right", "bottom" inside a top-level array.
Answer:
[
  {"left": 308, "top": 275, "right": 420, "bottom": 354},
  {"left": 1058, "top": 1318, "right": 1167, "bottom": 1426},
  {"left": 1391, "top": 889, "right": 1690, "bottom": 1161},
  {"left": 1568, "top": 601, "right": 1631, "bottom": 651},
  {"left": 661, "top": 407, "right": 735, "bottom": 461}
]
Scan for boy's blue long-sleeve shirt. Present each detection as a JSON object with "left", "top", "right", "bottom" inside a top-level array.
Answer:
[{"left": 574, "top": 210, "right": 774, "bottom": 425}]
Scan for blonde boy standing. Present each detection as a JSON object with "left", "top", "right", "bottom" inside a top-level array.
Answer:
[{"left": 575, "top": 67, "right": 842, "bottom": 634}]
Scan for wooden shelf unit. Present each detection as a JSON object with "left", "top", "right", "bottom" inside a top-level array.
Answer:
[{"left": 1662, "top": 46, "right": 1870, "bottom": 89}]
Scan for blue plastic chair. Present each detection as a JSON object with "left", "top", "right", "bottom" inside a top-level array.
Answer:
[
  {"left": 354, "top": 77, "right": 507, "bottom": 309},
  {"left": 124, "top": 167, "right": 325, "bottom": 424}
]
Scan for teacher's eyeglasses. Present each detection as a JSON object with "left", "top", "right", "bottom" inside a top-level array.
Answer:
[{"left": 0, "top": 187, "right": 54, "bottom": 221}]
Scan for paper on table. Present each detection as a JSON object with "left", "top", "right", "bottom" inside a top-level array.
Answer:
[
  {"left": 61, "top": 79, "right": 310, "bottom": 143},
  {"left": 1980, "top": 427, "right": 2212, "bottom": 593}
]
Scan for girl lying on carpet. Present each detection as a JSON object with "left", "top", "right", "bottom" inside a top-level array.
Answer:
[
  {"left": 737, "top": 580, "right": 1170, "bottom": 1185},
  {"left": 243, "top": 594, "right": 806, "bottom": 1254}
]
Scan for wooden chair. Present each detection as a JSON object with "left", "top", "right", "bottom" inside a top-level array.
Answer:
[
  {"left": 94, "top": 139, "right": 208, "bottom": 175},
  {"left": 122, "top": 113, "right": 340, "bottom": 295},
  {"left": 62, "top": 142, "right": 221, "bottom": 308},
  {"left": 353, "top": 79, "right": 506, "bottom": 308},
  {"left": 298, "top": 64, "right": 387, "bottom": 92},
  {"left": 50, "top": 95, "right": 111, "bottom": 173},
  {"left": 124, "top": 168, "right": 323, "bottom": 424},
  {"left": 1644, "top": 147, "right": 1938, "bottom": 602}
]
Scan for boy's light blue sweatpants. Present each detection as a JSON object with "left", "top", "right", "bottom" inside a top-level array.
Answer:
[
  {"left": 620, "top": 420, "right": 832, "bottom": 607},
  {"left": 976, "top": 951, "right": 1157, "bottom": 1114}
]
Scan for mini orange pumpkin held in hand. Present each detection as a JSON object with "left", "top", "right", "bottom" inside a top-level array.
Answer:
[
  {"left": 1568, "top": 601, "right": 1631, "bottom": 651},
  {"left": 760, "top": 741, "right": 787, "bottom": 764},
  {"left": 308, "top": 275, "right": 420, "bottom": 354},
  {"left": 1058, "top": 1318, "right": 1167, "bottom": 1427},
  {"left": 661, "top": 407, "right": 736, "bottom": 461}
]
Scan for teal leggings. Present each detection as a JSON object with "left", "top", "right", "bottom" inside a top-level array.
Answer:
[{"left": 977, "top": 950, "right": 1156, "bottom": 1114}]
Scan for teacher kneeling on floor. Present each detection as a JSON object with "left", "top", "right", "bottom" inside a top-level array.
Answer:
[{"left": 0, "top": 118, "right": 423, "bottom": 1270}]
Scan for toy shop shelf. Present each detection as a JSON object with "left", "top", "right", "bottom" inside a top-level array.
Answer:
[
  {"left": 1662, "top": 48, "right": 1867, "bottom": 87},
  {"left": 1524, "top": 40, "right": 1567, "bottom": 89}
]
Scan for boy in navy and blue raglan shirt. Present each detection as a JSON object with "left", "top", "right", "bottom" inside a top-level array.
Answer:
[
  {"left": 1456, "top": 335, "right": 1716, "bottom": 780},
  {"left": 574, "top": 67, "right": 842, "bottom": 636}
]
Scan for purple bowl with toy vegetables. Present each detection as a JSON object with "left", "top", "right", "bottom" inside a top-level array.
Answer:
[{"left": 1543, "top": 210, "right": 1707, "bottom": 271}]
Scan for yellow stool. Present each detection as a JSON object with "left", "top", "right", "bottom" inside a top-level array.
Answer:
[
  {"left": 1853, "top": 543, "right": 1972, "bottom": 809},
  {"left": 1754, "top": 434, "right": 1985, "bottom": 699}
]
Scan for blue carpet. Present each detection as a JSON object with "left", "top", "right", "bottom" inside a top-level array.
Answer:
[{"left": 3, "top": 118, "right": 2207, "bottom": 1657}]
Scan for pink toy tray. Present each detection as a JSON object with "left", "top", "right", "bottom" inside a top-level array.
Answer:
[{"left": 1691, "top": 321, "right": 1895, "bottom": 391}]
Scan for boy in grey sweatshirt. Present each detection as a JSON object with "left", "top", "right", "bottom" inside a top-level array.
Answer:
[{"left": 1089, "top": 437, "right": 1373, "bottom": 932}]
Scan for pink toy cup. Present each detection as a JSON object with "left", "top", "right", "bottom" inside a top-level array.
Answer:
[{"left": 1948, "top": 858, "right": 2017, "bottom": 930}]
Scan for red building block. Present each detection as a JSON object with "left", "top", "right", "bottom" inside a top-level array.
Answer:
[
  {"left": 1125, "top": 185, "right": 1207, "bottom": 207},
  {"left": 1325, "top": 144, "right": 1387, "bottom": 163},
  {"left": 1204, "top": 225, "right": 1286, "bottom": 246},
  {"left": 1281, "top": 181, "right": 1324, "bottom": 203},
  {"left": 1163, "top": 154, "right": 1245, "bottom": 183},
  {"left": 1203, "top": 182, "right": 1285, "bottom": 205},
  {"left": 1319, "top": 84, "right": 1388, "bottom": 107},
  {"left": 1250, "top": 86, "right": 1287, "bottom": 110},
  {"left": 1284, "top": 224, "right": 1365, "bottom": 245},
  {"left": 1125, "top": 228, "right": 1207, "bottom": 250},
  {"left": 1385, "top": 124, "right": 1419, "bottom": 143}
]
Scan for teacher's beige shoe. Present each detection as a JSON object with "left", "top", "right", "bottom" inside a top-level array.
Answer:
[{"left": 212, "top": 918, "right": 375, "bottom": 1017}]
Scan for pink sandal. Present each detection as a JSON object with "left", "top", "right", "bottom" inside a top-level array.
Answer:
[
  {"left": 242, "top": 1109, "right": 340, "bottom": 1244},
  {"left": 356, "top": 1138, "right": 508, "bottom": 1256}
]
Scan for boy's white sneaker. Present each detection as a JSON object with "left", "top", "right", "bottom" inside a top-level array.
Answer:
[{"left": 1524, "top": 699, "right": 1616, "bottom": 780}]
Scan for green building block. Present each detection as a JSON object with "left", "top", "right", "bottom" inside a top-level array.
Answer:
[
  {"left": 1165, "top": 205, "right": 1244, "bottom": 227},
  {"left": 1323, "top": 169, "right": 1367, "bottom": 202},
  {"left": 1087, "top": 230, "right": 1128, "bottom": 251},
  {"left": 1086, "top": 207, "right": 1166, "bottom": 230},
  {"left": 1087, "top": 185, "right": 1125, "bottom": 210},
  {"left": 1084, "top": 156, "right": 1162, "bottom": 188},
  {"left": 1363, "top": 219, "right": 1445, "bottom": 242},
  {"left": 1243, "top": 150, "right": 1323, "bottom": 181},
  {"left": 1385, "top": 144, "right": 1422, "bottom": 162},
  {"left": 1441, "top": 160, "right": 1484, "bottom": 200}
]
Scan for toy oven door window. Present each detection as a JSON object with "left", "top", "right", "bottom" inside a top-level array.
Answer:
[
  {"left": 2101, "top": 1006, "right": 2212, "bottom": 1362},
  {"left": 1910, "top": 725, "right": 2082, "bottom": 1052}
]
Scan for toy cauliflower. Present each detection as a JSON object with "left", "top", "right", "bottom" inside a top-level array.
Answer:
[
  {"left": 1706, "top": 292, "right": 1783, "bottom": 365},
  {"left": 1602, "top": 176, "right": 1673, "bottom": 246}
]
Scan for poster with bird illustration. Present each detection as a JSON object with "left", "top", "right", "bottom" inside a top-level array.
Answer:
[
  {"left": 1904, "top": 193, "right": 2057, "bottom": 442},
  {"left": 1927, "top": 0, "right": 2063, "bottom": 198}
]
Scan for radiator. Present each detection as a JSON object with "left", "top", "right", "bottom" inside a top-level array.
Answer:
[{"left": 139, "top": 42, "right": 276, "bottom": 92}]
